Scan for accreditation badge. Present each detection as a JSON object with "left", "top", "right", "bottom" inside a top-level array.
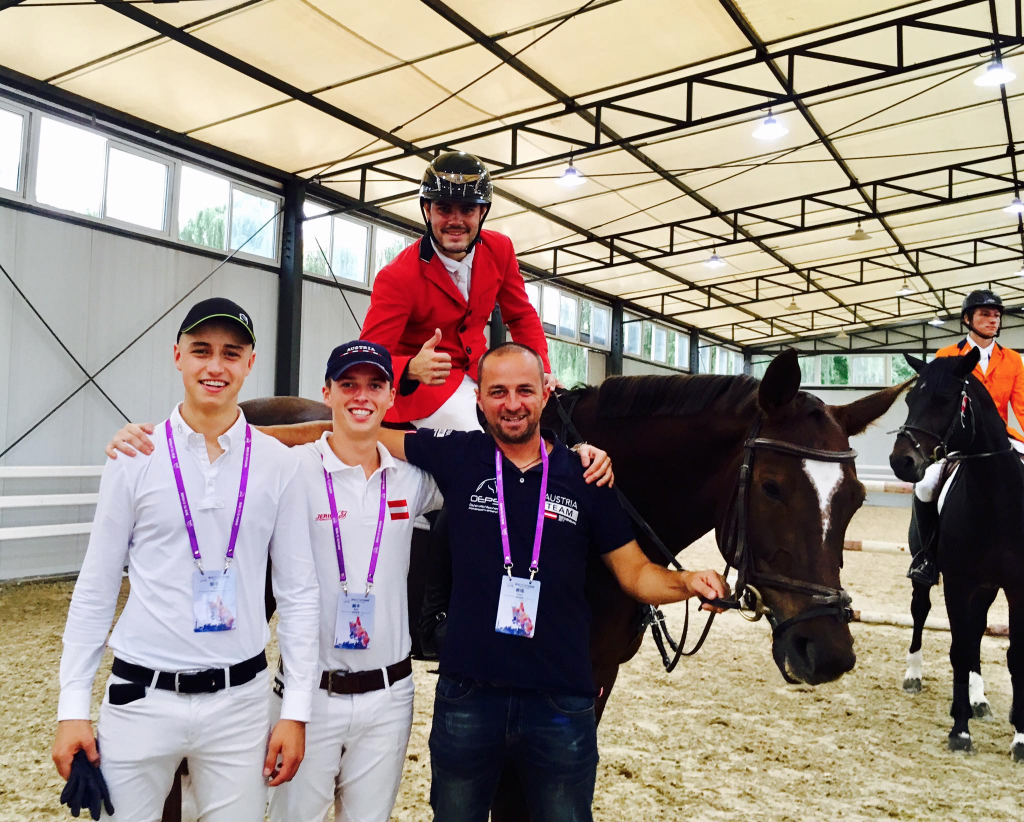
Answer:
[
  {"left": 193, "top": 568, "right": 237, "bottom": 632},
  {"left": 334, "top": 593, "right": 376, "bottom": 650},
  {"left": 494, "top": 577, "right": 541, "bottom": 638}
]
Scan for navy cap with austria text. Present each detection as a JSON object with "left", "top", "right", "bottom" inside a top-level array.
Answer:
[
  {"left": 177, "top": 297, "right": 255, "bottom": 347},
  {"left": 325, "top": 340, "right": 394, "bottom": 384}
]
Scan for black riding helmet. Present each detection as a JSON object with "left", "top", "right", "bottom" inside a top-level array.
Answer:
[
  {"left": 420, "top": 151, "right": 492, "bottom": 251},
  {"left": 961, "top": 289, "right": 1004, "bottom": 339}
]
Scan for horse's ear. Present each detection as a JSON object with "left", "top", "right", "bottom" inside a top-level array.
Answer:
[
  {"left": 758, "top": 349, "right": 802, "bottom": 415},
  {"left": 954, "top": 346, "right": 981, "bottom": 376},
  {"left": 830, "top": 382, "right": 907, "bottom": 437},
  {"left": 903, "top": 354, "right": 926, "bottom": 374}
]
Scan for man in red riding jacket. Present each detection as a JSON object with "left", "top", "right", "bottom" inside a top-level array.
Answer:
[{"left": 360, "top": 151, "right": 554, "bottom": 432}]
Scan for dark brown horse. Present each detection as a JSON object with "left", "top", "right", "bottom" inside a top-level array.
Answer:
[{"left": 161, "top": 349, "right": 902, "bottom": 821}]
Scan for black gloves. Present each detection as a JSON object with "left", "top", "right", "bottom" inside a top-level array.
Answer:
[{"left": 60, "top": 750, "right": 114, "bottom": 819}]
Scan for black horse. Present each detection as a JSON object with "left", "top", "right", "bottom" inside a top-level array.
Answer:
[{"left": 890, "top": 348, "right": 1024, "bottom": 758}]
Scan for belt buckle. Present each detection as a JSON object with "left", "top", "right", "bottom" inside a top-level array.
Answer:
[
  {"left": 328, "top": 670, "right": 346, "bottom": 694},
  {"left": 174, "top": 668, "right": 204, "bottom": 694}
]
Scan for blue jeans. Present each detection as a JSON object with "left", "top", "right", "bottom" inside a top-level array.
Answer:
[{"left": 429, "top": 676, "right": 598, "bottom": 822}]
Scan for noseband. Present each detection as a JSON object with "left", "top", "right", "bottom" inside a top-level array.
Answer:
[{"left": 716, "top": 416, "right": 857, "bottom": 653}]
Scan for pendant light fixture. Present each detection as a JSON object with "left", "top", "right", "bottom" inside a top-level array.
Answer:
[
  {"left": 704, "top": 249, "right": 726, "bottom": 269},
  {"left": 848, "top": 221, "right": 871, "bottom": 241},
  {"left": 975, "top": 60, "right": 1016, "bottom": 87},
  {"left": 896, "top": 278, "right": 914, "bottom": 296},
  {"left": 556, "top": 157, "right": 586, "bottom": 188},
  {"left": 928, "top": 314, "right": 945, "bottom": 327},
  {"left": 785, "top": 296, "right": 800, "bottom": 312},
  {"left": 836, "top": 327, "right": 849, "bottom": 340},
  {"left": 1003, "top": 196, "right": 1024, "bottom": 214},
  {"left": 753, "top": 108, "right": 789, "bottom": 141}
]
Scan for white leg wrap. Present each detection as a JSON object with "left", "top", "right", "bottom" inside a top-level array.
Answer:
[
  {"left": 914, "top": 461, "right": 945, "bottom": 503},
  {"left": 1012, "top": 732, "right": 1024, "bottom": 748},
  {"left": 905, "top": 649, "right": 923, "bottom": 680},
  {"left": 969, "top": 671, "right": 988, "bottom": 705}
]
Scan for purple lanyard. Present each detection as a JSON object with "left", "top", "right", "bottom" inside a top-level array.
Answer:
[
  {"left": 323, "top": 459, "right": 388, "bottom": 596},
  {"left": 165, "top": 418, "right": 251, "bottom": 574},
  {"left": 494, "top": 442, "right": 549, "bottom": 581}
]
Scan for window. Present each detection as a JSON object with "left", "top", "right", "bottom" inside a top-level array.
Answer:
[
  {"left": 230, "top": 186, "right": 277, "bottom": 259},
  {"left": 0, "top": 106, "right": 25, "bottom": 192},
  {"left": 525, "top": 282, "right": 541, "bottom": 314},
  {"left": 591, "top": 305, "right": 610, "bottom": 347},
  {"left": 850, "top": 355, "right": 885, "bottom": 385},
  {"left": 623, "top": 315, "right": 641, "bottom": 355},
  {"left": 105, "top": 147, "right": 168, "bottom": 231},
  {"left": 542, "top": 286, "right": 560, "bottom": 329},
  {"left": 558, "top": 293, "right": 577, "bottom": 338},
  {"left": 714, "top": 347, "right": 736, "bottom": 375},
  {"left": 36, "top": 117, "right": 106, "bottom": 217},
  {"left": 374, "top": 227, "right": 407, "bottom": 274},
  {"left": 641, "top": 322, "right": 653, "bottom": 359},
  {"left": 652, "top": 326, "right": 667, "bottom": 363},
  {"left": 699, "top": 343, "right": 714, "bottom": 373},
  {"left": 819, "top": 355, "right": 848, "bottom": 385},
  {"left": 891, "top": 354, "right": 916, "bottom": 384},
  {"left": 752, "top": 358, "right": 770, "bottom": 379},
  {"left": 548, "top": 338, "right": 587, "bottom": 387},
  {"left": 178, "top": 166, "right": 228, "bottom": 250},
  {"left": 333, "top": 217, "right": 369, "bottom": 283},
  {"left": 303, "top": 202, "right": 331, "bottom": 275},
  {"left": 673, "top": 332, "right": 689, "bottom": 369}
]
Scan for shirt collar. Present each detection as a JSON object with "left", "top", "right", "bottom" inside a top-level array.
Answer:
[
  {"left": 170, "top": 403, "right": 248, "bottom": 451},
  {"left": 965, "top": 336, "right": 996, "bottom": 353},
  {"left": 315, "top": 431, "right": 396, "bottom": 477},
  {"left": 430, "top": 240, "right": 475, "bottom": 275},
  {"left": 477, "top": 428, "right": 570, "bottom": 476}
]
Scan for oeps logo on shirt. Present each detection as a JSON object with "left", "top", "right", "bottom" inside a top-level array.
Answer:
[{"left": 469, "top": 479, "right": 578, "bottom": 525}]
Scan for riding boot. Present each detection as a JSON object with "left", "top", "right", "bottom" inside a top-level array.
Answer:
[{"left": 907, "top": 496, "right": 940, "bottom": 586}]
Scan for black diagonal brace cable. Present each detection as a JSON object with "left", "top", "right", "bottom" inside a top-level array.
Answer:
[
  {"left": 0, "top": 207, "right": 282, "bottom": 459},
  {"left": 313, "top": 236, "right": 364, "bottom": 333},
  {"left": 0, "top": 259, "right": 129, "bottom": 423}
]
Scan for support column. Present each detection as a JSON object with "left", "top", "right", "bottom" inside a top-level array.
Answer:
[
  {"left": 275, "top": 179, "right": 304, "bottom": 396},
  {"left": 689, "top": 328, "right": 700, "bottom": 373},
  {"left": 608, "top": 300, "right": 624, "bottom": 376},
  {"left": 742, "top": 349, "right": 752, "bottom": 376},
  {"left": 489, "top": 304, "right": 507, "bottom": 346}
]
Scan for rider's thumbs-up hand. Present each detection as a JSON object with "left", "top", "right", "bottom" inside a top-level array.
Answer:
[{"left": 408, "top": 328, "right": 452, "bottom": 386}]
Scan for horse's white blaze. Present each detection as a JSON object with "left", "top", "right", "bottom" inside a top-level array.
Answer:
[
  {"left": 905, "top": 649, "right": 923, "bottom": 680},
  {"left": 1012, "top": 732, "right": 1024, "bottom": 749},
  {"left": 969, "top": 671, "right": 988, "bottom": 705},
  {"left": 802, "top": 459, "right": 843, "bottom": 543}
]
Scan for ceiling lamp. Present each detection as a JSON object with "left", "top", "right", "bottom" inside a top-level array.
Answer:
[
  {"left": 752, "top": 109, "right": 789, "bottom": 141},
  {"left": 785, "top": 296, "right": 800, "bottom": 312},
  {"left": 556, "top": 158, "right": 586, "bottom": 188},
  {"left": 836, "top": 327, "right": 849, "bottom": 340},
  {"left": 896, "top": 278, "right": 914, "bottom": 296},
  {"left": 1015, "top": 262, "right": 1024, "bottom": 277},
  {"left": 928, "top": 314, "right": 945, "bottom": 327},
  {"left": 1003, "top": 196, "right": 1024, "bottom": 214},
  {"left": 974, "top": 60, "right": 1016, "bottom": 87},
  {"left": 704, "top": 249, "right": 726, "bottom": 269},
  {"left": 848, "top": 221, "right": 871, "bottom": 241}
]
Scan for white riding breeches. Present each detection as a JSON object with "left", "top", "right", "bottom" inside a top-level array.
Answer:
[
  {"left": 411, "top": 374, "right": 483, "bottom": 433},
  {"left": 267, "top": 673, "right": 415, "bottom": 822},
  {"left": 96, "top": 673, "right": 271, "bottom": 822},
  {"left": 915, "top": 437, "right": 1024, "bottom": 506}
]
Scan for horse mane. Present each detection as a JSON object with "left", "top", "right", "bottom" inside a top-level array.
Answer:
[{"left": 584, "top": 373, "right": 761, "bottom": 420}]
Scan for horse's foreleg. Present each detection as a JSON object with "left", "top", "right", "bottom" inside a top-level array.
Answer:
[
  {"left": 968, "top": 587, "right": 999, "bottom": 719},
  {"left": 1004, "top": 587, "right": 1024, "bottom": 762},
  {"left": 904, "top": 581, "right": 932, "bottom": 693},
  {"left": 944, "top": 577, "right": 975, "bottom": 753}
]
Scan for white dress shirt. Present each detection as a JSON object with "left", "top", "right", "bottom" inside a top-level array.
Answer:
[
  {"left": 966, "top": 336, "right": 996, "bottom": 374},
  {"left": 431, "top": 240, "right": 475, "bottom": 302},
  {"left": 296, "top": 433, "right": 443, "bottom": 673},
  {"left": 59, "top": 405, "right": 320, "bottom": 722}
]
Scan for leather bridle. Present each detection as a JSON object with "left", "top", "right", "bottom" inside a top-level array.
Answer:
[{"left": 554, "top": 394, "right": 858, "bottom": 675}]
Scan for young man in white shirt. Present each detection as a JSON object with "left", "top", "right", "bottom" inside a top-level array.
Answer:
[{"left": 52, "top": 298, "right": 320, "bottom": 821}]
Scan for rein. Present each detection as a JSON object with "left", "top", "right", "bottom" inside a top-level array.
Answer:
[{"left": 553, "top": 393, "right": 858, "bottom": 675}]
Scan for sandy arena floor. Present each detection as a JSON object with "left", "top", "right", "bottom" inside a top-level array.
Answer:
[{"left": 4, "top": 505, "right": 1023, "bottom": 821}]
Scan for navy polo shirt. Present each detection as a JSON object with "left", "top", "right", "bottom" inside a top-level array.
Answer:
[{"left": 405, "top": 428, "right": 635, "bottom": 696}]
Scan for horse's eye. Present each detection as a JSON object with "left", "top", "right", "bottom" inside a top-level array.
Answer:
[{"left": 761, "top": 480, "right": 782, "bottom": 501}]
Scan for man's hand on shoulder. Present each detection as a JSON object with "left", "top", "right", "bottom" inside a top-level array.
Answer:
[
  {"left": 106, "top": 423, "right": 156, "bottom": 459},
  {"left": 574, "top": 443, "right": 614, "bottom": 487}
]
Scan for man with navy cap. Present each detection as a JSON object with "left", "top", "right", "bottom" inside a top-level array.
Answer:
[{"left": 54, "top": 297, "right": 320, "bottom": 821}]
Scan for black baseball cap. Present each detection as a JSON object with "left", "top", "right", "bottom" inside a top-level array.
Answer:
[
  {"left": 325, "top": 340, "right": 394, "bottom": 383},
  {"left": 177, "top": 298, "right": 255, "bottom": 347}
]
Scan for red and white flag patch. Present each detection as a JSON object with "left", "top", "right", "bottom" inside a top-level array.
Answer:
[
  {"left": 543, "top": 510, "right": 557, "bottom": 520},
  {"left": 388, "top": 499, "right": 410, "bottom": 520}
]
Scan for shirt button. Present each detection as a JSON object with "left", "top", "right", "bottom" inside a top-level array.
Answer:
[
  {"left": 519, "top": 478, "right": 525, "bottom": 484},
  {"left": 466, "top": 346, "right": 472, "bottom": 354},
  {"left": 460, "top": 325, "right": 467, "bottom": 333}
]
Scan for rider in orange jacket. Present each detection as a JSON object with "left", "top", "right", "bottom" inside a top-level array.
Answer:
[{"left": 908, "top": 289, "right": 1024, "bottom": 584}]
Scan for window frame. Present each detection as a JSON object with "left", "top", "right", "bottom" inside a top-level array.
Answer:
[
  {"left": 102, "top": 140, "right": 173, "bottom": 235},
  {"left": 0, "top": 98, "right": 30, "bottom": 199}
]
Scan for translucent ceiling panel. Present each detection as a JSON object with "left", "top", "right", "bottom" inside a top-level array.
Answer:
[
  {"left": 0, "top": 6, "right": 150, "bottom": 81},
  {"left": 321, "top": 0, "right": 468, "bottom": 61},
  {"left": 59, "top": 40, "right": 286, "bottom": 133},
  {"left": 194, "top": 0, "right": 397, "bottom": 91},
  {"left": 441, "top": 0, "right": 609, "bottom": 36},
  {"left": 414, "top": 49, "right": 557, "bottom": 116}
]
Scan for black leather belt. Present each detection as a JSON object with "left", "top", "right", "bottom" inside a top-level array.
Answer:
[
  {"left": 320, "top": 657, "right": 412, "bottom": 696},
  {"left": 112, "top": 651, "right": 267, "bottom": 695}
]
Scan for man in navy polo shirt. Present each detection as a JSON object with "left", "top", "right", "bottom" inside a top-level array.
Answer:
[{"left": 379, "top": 341, "right": 728, "bottom": 822}]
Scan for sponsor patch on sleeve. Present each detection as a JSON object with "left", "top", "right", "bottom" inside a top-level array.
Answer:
[{"left": 433, "top": 429, "right": 453, "bottom": 437}]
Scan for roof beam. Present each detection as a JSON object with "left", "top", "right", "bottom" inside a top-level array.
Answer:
[{"left": 321, "top": 0, "right": 1017, "bottom": 179}]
